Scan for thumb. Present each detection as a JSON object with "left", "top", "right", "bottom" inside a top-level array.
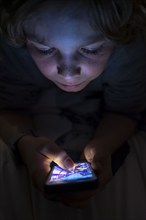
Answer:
[
  {"left": 84, "top": 143, "right": 96, "bottom": 163},
  {"left": 33, "top": 144, "right": 74, "bottom": 190},
  {"left": 39, "top": 141, "right": 74, "bottom": 170},
  {"left": 84, "top": 142, "right": 103, "bottom": 173}
]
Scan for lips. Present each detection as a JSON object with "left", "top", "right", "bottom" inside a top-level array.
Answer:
[{"left": 56, "top": 82, "right": 83, "bottom": 87}]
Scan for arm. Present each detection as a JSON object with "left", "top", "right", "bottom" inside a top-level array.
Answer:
[
  {"left": 84, "top": 112, "right": 137, "bottom": 187},
  {"left": 59, "top": 112, "right": 137, "bottom": 208},
  {"left": 0, "top": 111, "right": 74, "bottom": 190},
  {"left": 0, "top": 111, "right": 33, "bottom": 144},
  {"left": 86, "top": 37, "right": 146, "bottom": 187},
  {"left": 90, "top": 112, "right": 136, "bottom": 154}
]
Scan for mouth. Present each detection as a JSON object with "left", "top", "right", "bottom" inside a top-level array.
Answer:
[{"left": 56, "top": 82, "right": 84, "bottom": 88}]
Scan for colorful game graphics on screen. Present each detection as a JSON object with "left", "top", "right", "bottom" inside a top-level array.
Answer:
[{"left": 47, "top": 162, "right": 94, "bottom": 183}]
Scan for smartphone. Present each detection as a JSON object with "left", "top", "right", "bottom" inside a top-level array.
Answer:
[{"left": 44, "top": 162, "right": 98, "bottom": 194}]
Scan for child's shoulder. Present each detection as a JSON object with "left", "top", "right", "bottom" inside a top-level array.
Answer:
[
  {"left": 121, "top": 35, "right": 145, "bottom": 63},
  {"left": 115, "top": 35, "right": 146, "bottom": 60},
  {"left": 106, "top": 35, "right": 146, "bottom": 78}
]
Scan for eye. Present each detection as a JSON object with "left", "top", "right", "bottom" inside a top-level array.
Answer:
[
  {"left": 79, "top": 45, "right": 105, "bottom": 56},
  {"left": 36, "top": 47, "right": 57, "bottom": 56}
]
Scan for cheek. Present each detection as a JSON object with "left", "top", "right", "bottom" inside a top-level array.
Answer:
[
  {"left": 31, "top": 55, "right": 56, "bottom": 77},
  {"left": 27, "top": 46, "right": 56, "bottom": 77},
  {"left": 36, "top": 60, "right": 54, "bottom": 73},
  {"left": 83, "top": 47, "right": 113, "bottom": 79},
  {"left": 84, "top": 57, "right": 110, "bottom": 79}
]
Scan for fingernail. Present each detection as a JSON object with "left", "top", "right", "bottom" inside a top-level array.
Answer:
[
  {"left": 64, "top": 158, "right": 74, "bottom": 169},
  {"left": 90, "top": 149, "right": 95, "bottom": 157}
]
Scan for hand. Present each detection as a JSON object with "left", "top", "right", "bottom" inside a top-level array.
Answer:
[
  {"left": 17, "top": 135, "right": 74, "bottom": 190},
  {"left": 84, "top": 139, "right": 113, "bottom": 189}
]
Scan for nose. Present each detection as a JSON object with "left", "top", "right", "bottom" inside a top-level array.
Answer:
[{"left": 57, "top": 62, "right": 81, "bottom": 77}]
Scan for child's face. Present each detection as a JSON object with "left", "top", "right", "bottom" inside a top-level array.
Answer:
[{"left": 26, "top": 1, "right": 114, "bottom": 92}]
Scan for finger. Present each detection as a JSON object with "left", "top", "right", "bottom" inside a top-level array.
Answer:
[
  {"left": 84, "top": 151, "right": 111, "bottom": 188},
  {"left": 39, "top": 141, "right": 74, "bottom": 169},
  {"left": 84, "top": 146, "right": 102, "bottom": 175},
  {"left": 84, "top": 144, "right": 96, "bottom": 163}
]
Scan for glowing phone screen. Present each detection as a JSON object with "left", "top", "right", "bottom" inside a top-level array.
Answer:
[{"left": 46, "top": 162, "right": 95, "bottom": 184}]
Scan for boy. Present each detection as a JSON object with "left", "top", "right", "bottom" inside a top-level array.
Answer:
[{"left": 0, "top": 0, "right": 146, "bottom": 210}]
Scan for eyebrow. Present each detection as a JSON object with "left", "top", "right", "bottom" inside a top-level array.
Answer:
[
  {"left": 28, "top": 30, "right": 109, "bottom": 51},
  {"left": 28, "top": 36, "right": 107, "bottom": 48},
  {"left": 27, "top": 30, "right": 108, "bottom": 48},
  {"left": 27, "top": 35, "right": 50, "bottom": 45}
]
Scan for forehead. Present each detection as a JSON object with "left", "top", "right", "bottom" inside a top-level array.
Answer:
[{"left": 24, "top": 0, "right": 104, "bottom": 44}]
